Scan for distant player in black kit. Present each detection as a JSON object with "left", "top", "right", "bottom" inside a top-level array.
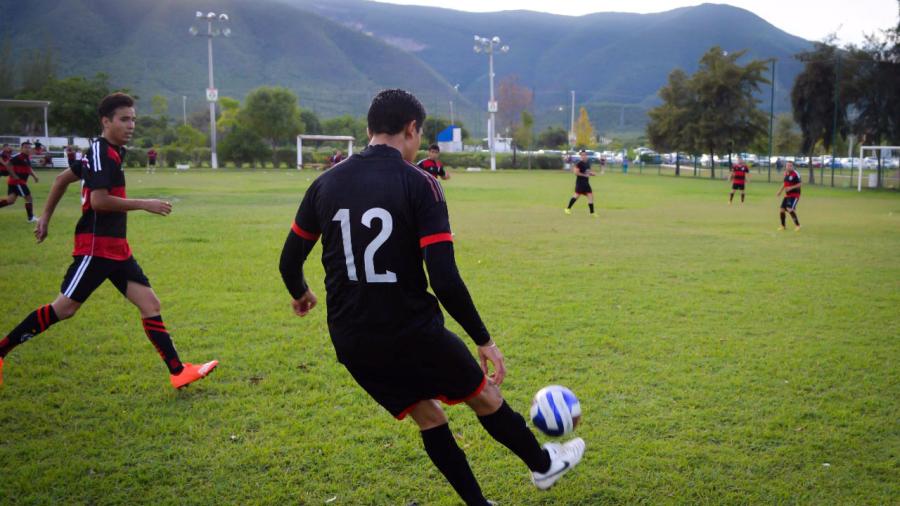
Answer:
[
  {"left": 417, "top": 143, "right": 450, "bottom": 180},
  {"left": 729, "top": 157, "right": 750, "bottom": 205},
  {"left": 0, "top": 93, "right": 218, "bottom": 388},
  {"left": 280, "top": 89, "right": 584, "bottom": 505},
  {"left": 564, "top": 149, "right": 597, "bottom": 216},
  {"left": 776, "top": 161, "right": 802, "bottom": 231},
  {"left": 0, "top": 140, "right": 40, "bottom": 222}
]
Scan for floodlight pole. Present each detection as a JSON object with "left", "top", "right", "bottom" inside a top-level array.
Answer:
[
  {"left": 191, "top": 12, "right": 231, "bottom": 169},
  {"left": 767, "top": 58, "right": 776, "bottom": 182},
  {"left": 474, "top": 36, "right": 509, "bottom": 171}
]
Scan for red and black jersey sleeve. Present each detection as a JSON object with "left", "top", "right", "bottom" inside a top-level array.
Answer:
[
  {"left": 291, "top": 181, "right": 322, "bottom": 242},
  {"left": 411, "top": 168, "right": 452, "bottom": 248}
]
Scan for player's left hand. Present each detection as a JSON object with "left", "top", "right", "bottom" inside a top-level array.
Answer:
[
  {"left": 478, "top": 341, "right": 506, "bottom": 386},
  {"left": 291, "top": 289, "right": 318, "bottom": 317},
  {"left": 34, "top": 217, "right": 48, "bottom": 243}
]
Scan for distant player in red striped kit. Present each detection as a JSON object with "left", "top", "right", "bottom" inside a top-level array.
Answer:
[
  {"left": 776, "top": 161, "right": 802, "bottom": 231},
  {"left": 0, "top": 140, "right": 40, "bottom": 222},
  {"left": 0, "top": 93, "right": 218, "bottom": 388},
  {"left": 729, "top": 157, "right": 750, "bottom": 205}
]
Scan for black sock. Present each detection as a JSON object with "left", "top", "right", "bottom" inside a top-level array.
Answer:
[
  {"left": 729, "top": 193, "right": 734, "bottom": 202},
  {"left": 420, "top": 424, "right": 488, "bottom": 506},
  {"left": 588, "top": 203, "right": 595, "bottom": 214},
  {"left": 567, "top": 198, "right": 576, "bottom": 209},
  {"left": 741, "top": 193, "right": 745, "bottom": 203},
  {"left": 780, "top": 213, "right": 786, "bottom": 226},
  {"left": 0, "top": 304, "right": 59, "bottom": 358},
  {"left": 790, "top": 212, "right": 799, "bottom": 226},
  {"left": 142, "top": 316, "right": 183, "bottom": 374},
  {"left": 25, "top": 202, "right": 33, "bottom": 219},
  {"left": 478, "top": 401, "right": 551, "bottom": 473}
]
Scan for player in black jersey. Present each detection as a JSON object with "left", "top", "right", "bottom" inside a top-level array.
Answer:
[
  {"left": 564, "top": 150, "right": 598, "bottom": 216},
  {"left": 0, "top": 93, "right": 217, "bottom": 389},
  {"left": 280, "top": 89, "right": 584, "bottom": 505}
]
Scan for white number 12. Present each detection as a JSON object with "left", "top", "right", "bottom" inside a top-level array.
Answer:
[{"left": 332, "top": 208, "right": 397, "bottom": 283}]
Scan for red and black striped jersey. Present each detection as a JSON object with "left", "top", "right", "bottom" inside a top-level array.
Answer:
[
  {"left": 291, "top": 144, "right": 452, "bottom": 345},
  {"left": 0, "top": 148, "right": 11, "bottom": 162},
  {"left": 7, "top": 153, "right": 31, "bottom": 184},
  {"left": 416, "top": 158, "right": 446, "bottom": 179},
  {"left": 731, "top": 164, "right": 749, "bottom": 184},
  {"left": 783, "top": 169, "right": 801, "bottom": 197},
  {"left": 71, "top": 138, "right": 132, "bottom": 260}
]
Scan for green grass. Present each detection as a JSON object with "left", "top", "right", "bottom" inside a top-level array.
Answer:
[{"left": 1, "top": 168, "right": 898, "bottom": 505}]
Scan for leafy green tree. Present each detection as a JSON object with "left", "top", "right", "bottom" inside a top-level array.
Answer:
[
  {"left": 321, "top": 115, "right": 368, "bottom": 145},
  {"left": 220, "top": 126, "right": 269, "bottom": 166},
  {"left": 17, "top": 73, "right": 114, "bottom": 136},
  {"left": 151, "top": 95, "right": 169, "bottom": 117},
  {"left": 647, "top": 68, "right": 697, "bottom": 175},
  {"left": 691, "top": 46, "right": 769, "bottom": 177},
  {"left": 536, "top": 126, "right": 568, "bottom": 149},
  {"left": 217, "top": 97, "right": 242, "bottom": 132},
  {"left": 237, "top": 86, "right": 304, "bottom": 164},
  {"left": 513, "top": 111, "right": 535, "bottom": 168},
  {"left": 773, "top": 113, "right": 802, "bottom": 155},
  {"left": 791, "top": 42, "right": 850, "bottom": 183},
  {"left": 299, "top": 109, "right": 322, "bottom": 135}
]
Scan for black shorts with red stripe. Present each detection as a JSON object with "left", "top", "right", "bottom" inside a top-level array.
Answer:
[
  {"left": 340, "top": 319, "right": 487, "bottom": 420},
  {"left": 60, "top": 255, "right": 150, "bottom": 303},
  {"left": 732, "top": 183, "right": 745, "bottom": 190},
  {"left": 7, "top": 184, "right": 30, "bottom": 197}
]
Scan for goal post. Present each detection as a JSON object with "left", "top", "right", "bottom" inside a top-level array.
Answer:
[
  {"left": 858, "top": 146, "right": 900, "bottom": 191},
  {"left": 296, "top": 135, "right": 355, "bottom": 169}
]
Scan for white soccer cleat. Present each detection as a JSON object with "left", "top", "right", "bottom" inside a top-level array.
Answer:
[
  {"left": 531, "top": 437, "right": 585, "bottom": 490},
  {"left": 28, "top": 216, "right": 39, "bottom": 223}
]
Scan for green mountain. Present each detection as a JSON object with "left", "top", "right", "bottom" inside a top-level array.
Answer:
[{"left": 2, "top": 0, "right": 812, "bottom": 134}]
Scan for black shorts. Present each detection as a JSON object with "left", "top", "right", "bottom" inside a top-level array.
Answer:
[
  {"left": 780, "top": 197, "right": 800, "bottom": 211},
  {"left": 732, "top": 183, "right": 745, "bottom": 191},
  {"left": 575, "top": 178, "right": 592, "bottom": 195},
  {"left": 60, "top": 255, "right": 151, "bottom": 303},
  {"left": 148, "top": 159, "right": 156, "bottom": 166},
  {"left": 8, "top": 184, "right": 29, "bottom": 197},
  {"left": 340, "top": 325, "right": 487, "bottom": 420}
]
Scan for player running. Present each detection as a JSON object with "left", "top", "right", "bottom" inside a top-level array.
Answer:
[
  {"left": 0, "top": 93, "right": 218, "bottom": 389},
  {"left": 417, "top": 143, "right": 450, "bottom": 180},
  {"left": 564, "top": 149, "right": 598, "bottom": 217},
  {"left": 776, "top": 161, "right": 802, "bottom": 231},
  {"left": 729, "top": 157, "right": 750, "bottom": 205},
  {"left": 280, "top": 89, "right": 584, "bottom": 506},
  {"left": 0, "top": 140, "right": 40, "bottom": 222}
]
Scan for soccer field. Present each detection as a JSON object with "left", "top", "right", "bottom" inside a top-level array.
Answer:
[{"left": 1, "top": 168, "right": 897, "bottom": 505}]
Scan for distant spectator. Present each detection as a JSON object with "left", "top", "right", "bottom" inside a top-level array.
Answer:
[
  {"left": 328, "top": 149, "right": 344, "bottom": 168},
  {"left": 775, "top": 157, "right": 784, "bottom": 171},
  {"left": 147, "top": 147, "right": 158, "bottom": 174},
  {"left": 599, "top": 157, "right": 606, "bottom": 174},
  {"left": 417, "top": 144, "right": 449, "bottom": 180}
]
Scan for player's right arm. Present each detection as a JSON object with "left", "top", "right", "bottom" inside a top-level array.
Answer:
[
  {"left": 279, "top": 185, "right": 321, "bottom": 317},
  {"left": 34, "top": 168, "right": 80, "bottom": 243}
]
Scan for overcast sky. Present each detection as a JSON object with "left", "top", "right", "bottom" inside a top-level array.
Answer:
[{"left": 374, "top": 0, "right": 898, "bottom": 45}]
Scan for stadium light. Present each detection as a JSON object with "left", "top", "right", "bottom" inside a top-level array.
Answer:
[
  {"left": 473, "top": 35, "right": 509, "bottom": 171},
  {"left": 190, "top": 11, "right": 231, "bottom": 169}
]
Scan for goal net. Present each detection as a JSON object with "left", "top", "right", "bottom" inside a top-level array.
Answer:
[{"left": 857, "top": 146, "right": 900, "bottom": 191}]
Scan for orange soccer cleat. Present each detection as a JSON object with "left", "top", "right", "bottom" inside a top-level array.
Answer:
[{"left": 170, "top": 360, "right": 218, "bottom": 389}]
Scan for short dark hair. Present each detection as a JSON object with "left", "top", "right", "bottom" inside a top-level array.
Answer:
[
  {"left": 367, "top": 89, "right": 426, "bottom": 135},
  {"left": 98, "top": 92, "right": 135, "bottom": 119},
  {"left": 429, "top": 144, "right": 440, "bottom": 152},
  {"left": 21, "top": 140, "right": 32, "bottom": 147},
  {"left": 579, "top": 149, "right": 587, "bottom": 154}
]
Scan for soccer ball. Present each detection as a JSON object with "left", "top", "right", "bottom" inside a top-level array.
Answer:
[{"left": 530, "top": 385, "right": 581, "bottom": 437}]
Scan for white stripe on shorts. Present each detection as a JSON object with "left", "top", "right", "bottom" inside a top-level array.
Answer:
[{"left": 63, "top": 255, "right": 93, "bottom": 298}]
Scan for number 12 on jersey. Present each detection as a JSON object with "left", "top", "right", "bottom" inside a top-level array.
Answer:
[{"left": 332, "top": 208, "right": 397, "bottom": 283}]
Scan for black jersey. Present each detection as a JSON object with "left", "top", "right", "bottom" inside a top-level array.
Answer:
[
  {"left": 291, "top": 144, "right": 454, "bottom": 347},
  {"left": 72, "top": 138, "right": 132, "bottom": 260},
  {"left": 575, "top": 160, "right": 590, "bottom": 179}
]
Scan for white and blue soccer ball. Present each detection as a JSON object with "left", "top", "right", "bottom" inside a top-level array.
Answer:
[{"left": 530, "top": 385, "right": 581, "bottom": 437}]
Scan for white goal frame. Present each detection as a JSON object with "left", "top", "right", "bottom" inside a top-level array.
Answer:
[
  {"left": 858, "top": 145, "right": 899, "bottom": 191},
  {"left": 296, "top": 135, "right": 355, "bottom": 169}
]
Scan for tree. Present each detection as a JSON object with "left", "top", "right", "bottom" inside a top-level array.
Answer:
[
  {"left": 513, "top": 111, "right": 535, "bottom": 168},
  {"left": 238, "top": 86, "right": 304, "bottom": 164},
  {"left": 17, "top": 73, "right": 114, "bottom": 136},
  {"left": 220, "top": 125, "right": 269, "bottom": 166},
  {"left": 773, "top": 113, "right": 802, "bottom": 155},
  {"left": 791, "top": 42, "right": 851, "bottom": 183},
  {"left": 496, "top": 75, "right": 533, "bottom": 136},
  {"left": 574, "top": 107, "right": 596, "bottom": 148},
  {"left": 300, "top": 109, "right": 322, "bottom": 135},
  {"left": 217, "top": 97, "right": 242, "bottom": 131},
  {"left": 151, "top": 95, "right": 169, "bottom": 117},
  {"left": 692, "top": 46, "right": 769, "bottom": 178},
  {"left": 647, "top": 68, "right": 697, "bottom": 175},
  {"left": 536, "top": 126, "right": 568, "bottom": 149},
  {"left": 321, "top": 115, "right": 368, "bottom": 145}
]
